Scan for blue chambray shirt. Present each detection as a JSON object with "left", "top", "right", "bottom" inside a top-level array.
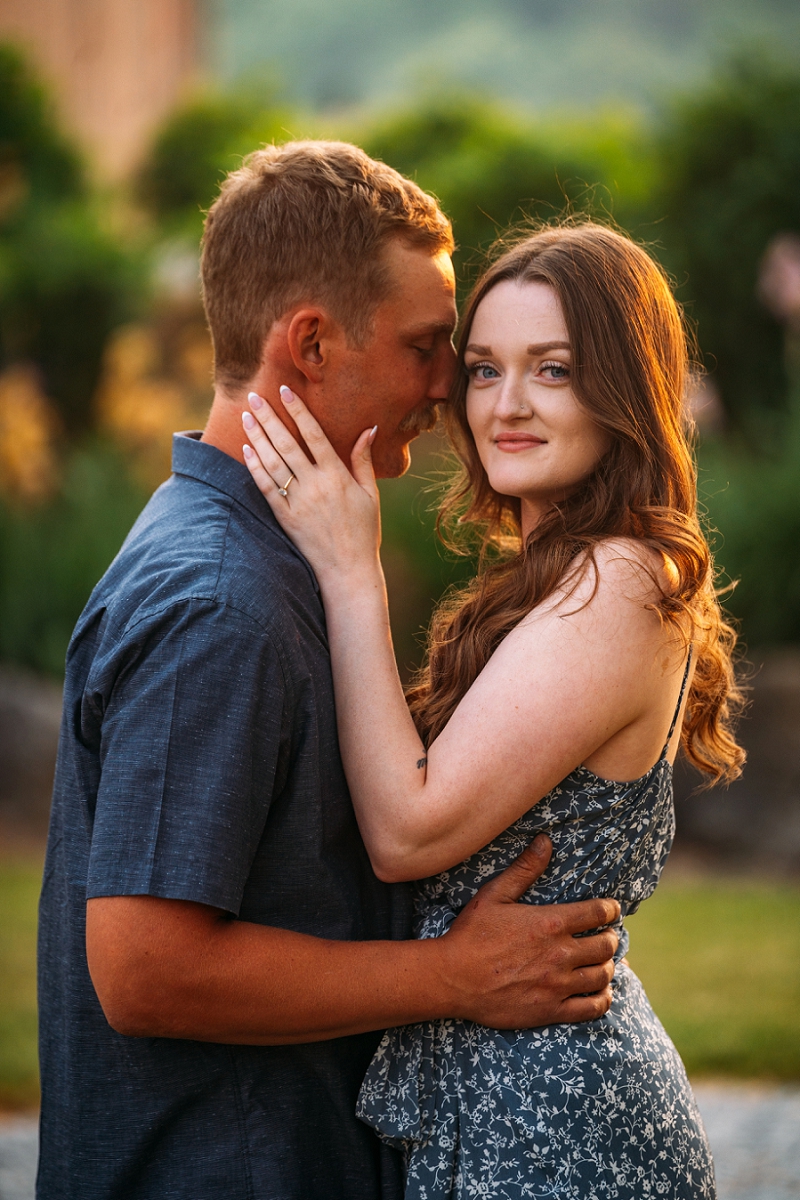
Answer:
[{"left": 37, "top": 432, "right": 410, "bottom": 1200}]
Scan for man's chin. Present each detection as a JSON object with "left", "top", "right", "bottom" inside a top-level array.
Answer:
[{"left": 373, "top": 438, "right": 413, "bottom": 479}]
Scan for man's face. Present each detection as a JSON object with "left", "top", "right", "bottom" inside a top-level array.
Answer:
[{"left": 323, "top": 240, "right": 458, "bottom": 478}]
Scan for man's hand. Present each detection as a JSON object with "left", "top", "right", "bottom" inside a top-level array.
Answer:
[{"left": 437, "top": 835, "right": 619, "bottom": 1029}]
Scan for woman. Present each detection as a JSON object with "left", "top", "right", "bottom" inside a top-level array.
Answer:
[{"left": 242, "top": 223, "right": 743, "bottom": 1198}]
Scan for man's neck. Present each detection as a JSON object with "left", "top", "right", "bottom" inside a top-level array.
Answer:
[{"left": 201, "top": 390, "right": 248, "bottom": 465}]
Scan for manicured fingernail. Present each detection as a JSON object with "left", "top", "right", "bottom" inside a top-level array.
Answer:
[
  {"left": 247, "top": 391, "right": 263, "bottom": 409},
  {"left": 279, "top": 385, "right": 295, "bottom": 404},
  {"left": 243, "top": 444, "right": 254, "bottom": 459},
  {"left": 368, "top": 425, "right": 378, "bottom": 445},
  {"left": 242, "top": 411, "right": 256, "bottom": 429}
]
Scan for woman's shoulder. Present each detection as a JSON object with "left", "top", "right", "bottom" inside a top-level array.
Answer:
[
  {"left": 513, "top": 537, "right": 680, "bottom": 653},
  {"left": 560, "top": 536, "right": 672, "bottom": 612},
  {"left": 593, "top": 536, "right": 671, "bottom": 589}
]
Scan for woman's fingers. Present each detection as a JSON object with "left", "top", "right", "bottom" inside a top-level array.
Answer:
[
  {"left": 241, "top": 387, "right": 383, "bottom": 575},
  {"left": 242, "top": 442, "right": 283, "bottom": 505},
  {"left": 350, "top": 424, "right": 379, "bottom": 493},
  {"left": 278, "top": 386, "right": 341, "bottom": 468},
  {"left": 246, "top": 390, "right": 314, "bottom": 479},
  {"left": 242, "top": 410, "right": 293, "bottom": 491},
  {"left": 245, "top": 386, "right": 377, "bottom": 503}
]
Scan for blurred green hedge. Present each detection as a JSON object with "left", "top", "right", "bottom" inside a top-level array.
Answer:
[
  {"left": 360, "top": 97, "right": 649, "bottom": 291},
  {"left": 699, "top": 391, "right": 800, "bottom": 645},
  {"left": 0, "top": 46, "right": 799, "bottom": 679},
  {"left": 0, "top": 442, "right": 148, "bottom": 675},
  {"left": 137, "top": 87, "right": 296, "bottom": 238},
  {"left": 656, "top": 54, "right": 800, "bottom": 436},
  {"left": 0, "top": 45, "right": 145, "bottom": 437}
]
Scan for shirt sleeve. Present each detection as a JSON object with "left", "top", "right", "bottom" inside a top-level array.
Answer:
[{"left": 86, "top": 597, "right": 292, "bottom": 914}]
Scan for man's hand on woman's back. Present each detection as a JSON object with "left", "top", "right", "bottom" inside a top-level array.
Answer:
[
  {"left": 437, "top": 834, "right": 619, "bottom": 1029},
  {"left": 87, "top": 834, "right": 618, "bottom": 1044}
]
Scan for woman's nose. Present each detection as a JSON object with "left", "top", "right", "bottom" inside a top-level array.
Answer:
[{"left": 494, "top": 379, "right": 531, "bottom": 419}]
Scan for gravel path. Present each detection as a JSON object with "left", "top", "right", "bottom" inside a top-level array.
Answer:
[
  {"left": 1, "top": 1085, "right": 798, "bottom": 1199},
  {"left": 693, "top": 1084, "right": 800, "bottom": 1200},
  {"left": 0, "top": 1120, "right": 37, "bottom": 1200}
]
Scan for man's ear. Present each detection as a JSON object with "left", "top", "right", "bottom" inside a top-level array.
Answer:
[{"left": 286, "top": 309, "right": 337, "bottom": 383}]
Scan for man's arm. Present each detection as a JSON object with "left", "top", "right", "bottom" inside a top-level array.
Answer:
[{"left": 87, "top": 836, "right": 619, "bottom": 1043}]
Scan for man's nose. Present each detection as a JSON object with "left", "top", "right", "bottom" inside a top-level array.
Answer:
[{"left": 427, "top": 341, "right": 458, "bottom": 401}]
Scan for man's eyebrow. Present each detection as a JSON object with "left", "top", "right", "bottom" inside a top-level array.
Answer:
[
  {"left": 465, "top": 340, "right": 571, "bottom": 355},
  {"left": 403, "top": 320, "right": 457, "bottom": 338}
]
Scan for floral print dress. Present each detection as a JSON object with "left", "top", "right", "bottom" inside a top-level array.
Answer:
[{"left": 357, "top": 652, "right": 715, "bottom": 1199}]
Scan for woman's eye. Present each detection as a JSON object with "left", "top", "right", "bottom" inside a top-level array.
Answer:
[
  {"left": 466, "top": 361, "right": 499, "bottom": 381},
  {"left": 540, "top": 361, "right": 570, "bottom": 381}
]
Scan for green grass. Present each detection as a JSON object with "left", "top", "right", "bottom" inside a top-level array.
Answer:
[
  {"left": 627, "top": 875, "right": 800, "bottom": 1080},
  {"left": 0, "top": 861, "right": 798, "bottom": 1109},
  {"left": 0, "top": 857, "right": 42, "bottom": 1109}
]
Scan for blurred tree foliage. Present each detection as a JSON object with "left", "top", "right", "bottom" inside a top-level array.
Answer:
[
  {"left": 0, "top": 43, "right": 81, "bottom": 205},
  {"left": 700, "top": 390, "right": 800, "bottom": 645},
  {"left": 3, "top": 49, "right": 800, "bottom": 678},
  {"left": 651, "top": 54, "right": 800, "bottom": 644},
  {"left": 360, "top": 96, "right": 650, "bottom": 292},
  {"left": 656, "top": 55, "right": 800, "bottom": 436},
  {"left": 137, "top": 89, "right": 296, "bottom": 235},
  {"left": 0, "top": 205, "right": 143, "bottom": 437},
  {"left": 0, "top": 440, "right": 148, "bottom": 675},
  {"left": 0, "top": 45, "right": 144, "bottom": 436}
]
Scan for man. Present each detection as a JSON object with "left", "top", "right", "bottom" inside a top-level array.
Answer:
[{"left": 38, "top": 141, "right": 619, "bottom": 1200}]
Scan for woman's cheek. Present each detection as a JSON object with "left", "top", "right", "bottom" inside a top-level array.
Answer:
[{"left": 465, "top": 392, "right": 477, "bottom": 437}]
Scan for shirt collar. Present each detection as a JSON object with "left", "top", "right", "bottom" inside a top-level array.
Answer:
[{"left": 171, "top": 431, "right": 318, "bottom": 589}]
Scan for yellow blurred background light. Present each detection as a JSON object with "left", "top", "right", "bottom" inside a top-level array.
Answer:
[
  {"left": 0, "top": 364, "right": 61, "bottom": 503},
  {"left": 96, "top": 317, "right": 213, "bottom": 488}
]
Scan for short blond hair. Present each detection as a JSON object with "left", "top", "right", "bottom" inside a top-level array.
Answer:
[{"left": 201, "top": 140, "right": 454, "bottom": 390}]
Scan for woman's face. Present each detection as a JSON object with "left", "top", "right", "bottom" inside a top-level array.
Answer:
[{"left": 465, "top": 279, "right": 612, "bottom": 536}]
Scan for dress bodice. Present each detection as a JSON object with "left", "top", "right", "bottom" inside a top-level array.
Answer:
[{"left": 412, "top": 755, "right": 677, "bottom": 962}]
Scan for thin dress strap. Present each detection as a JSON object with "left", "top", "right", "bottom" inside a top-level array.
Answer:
[{"left": 662, "top": 644, "right": 693, "bottom": 756}]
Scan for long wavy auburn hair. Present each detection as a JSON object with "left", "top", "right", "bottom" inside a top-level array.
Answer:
[{"left": 407, "top": 223, "right": 745, "bottom": 785}]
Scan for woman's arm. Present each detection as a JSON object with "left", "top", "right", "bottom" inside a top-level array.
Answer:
[{"left": 243, "top": 389, "right": 687, "bottom": 881}]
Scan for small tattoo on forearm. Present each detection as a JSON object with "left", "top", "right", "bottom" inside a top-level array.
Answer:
[{"left": 416, "top": 757, "right": 428, "bottom": 769}]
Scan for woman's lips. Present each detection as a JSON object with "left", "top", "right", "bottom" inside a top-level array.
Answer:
[{"left": 494, "top": 433, "right": 546, "bottom": 452}]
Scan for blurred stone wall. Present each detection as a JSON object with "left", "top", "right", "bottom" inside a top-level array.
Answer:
[
  {"left": 1, "top": 651, "right": 799, "bottom": 869},
  {"left": 0, "top": 666, "right": 61, "bottom": 845},
  {"left": 674, "top": 649, "right": 800, "bottom": 873}
]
